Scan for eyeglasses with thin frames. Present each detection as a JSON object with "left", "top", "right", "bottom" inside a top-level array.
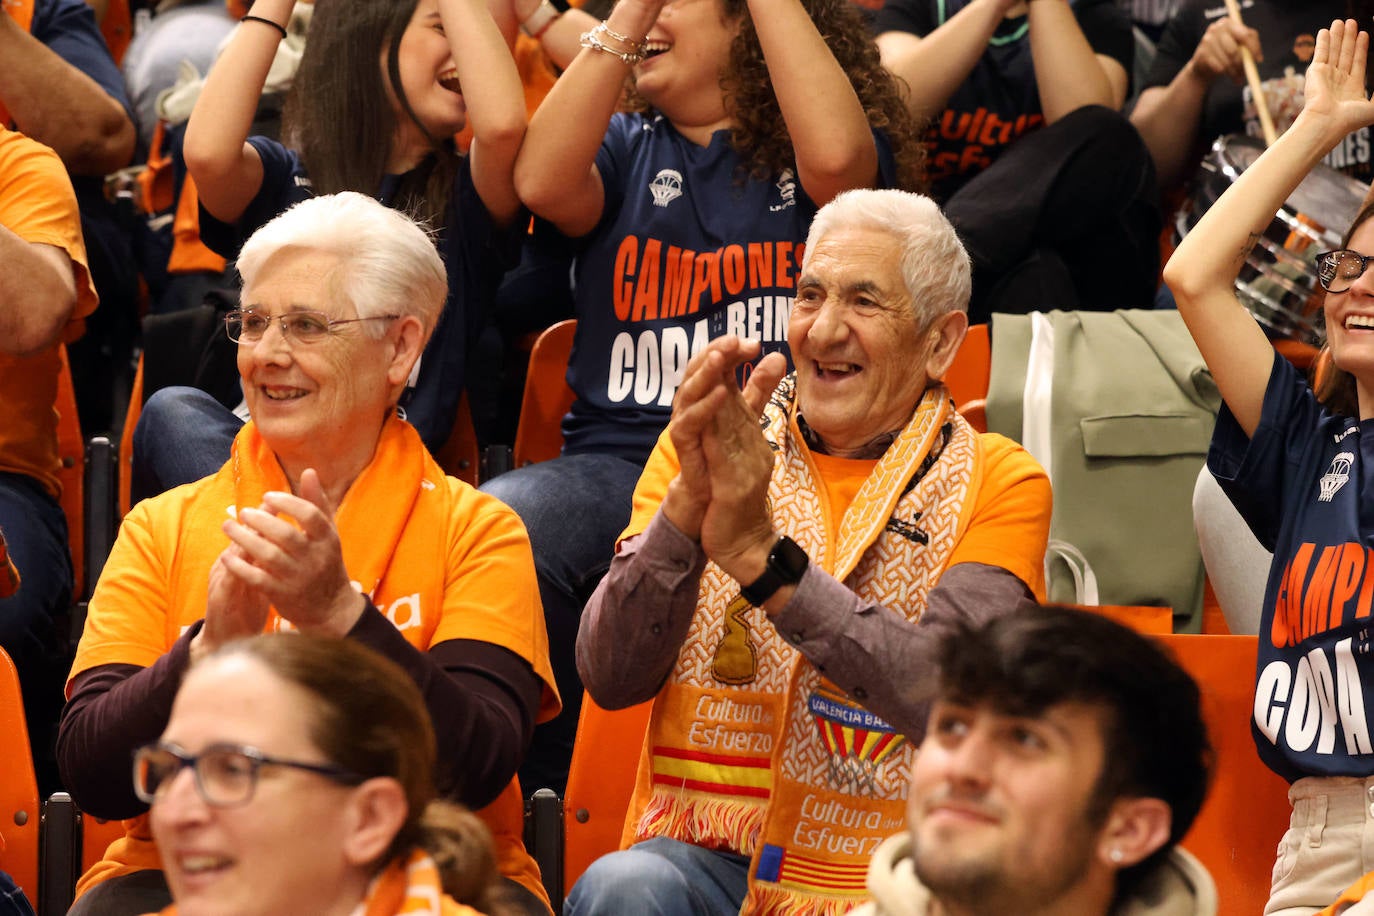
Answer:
[
  {"left": 1316, "top": 249, "right": 1374, "bottom": 293},
  {"left": 132, "top": 741, "right": 364, "bottom": 808},
  {"left": 224, "top": 309, "right": 401, "bottom": 345}
]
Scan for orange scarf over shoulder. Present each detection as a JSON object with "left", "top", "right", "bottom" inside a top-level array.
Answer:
[
  {"left": 626, "top": 380, "right": 983, "bottom": 914},
  {"left": 155, "top": 849, "right": 485, "bottom": 916}
]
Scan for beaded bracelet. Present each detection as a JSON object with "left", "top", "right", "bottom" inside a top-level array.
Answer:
[
  {"left": 579, "top": 22, "right": 645, "bottom": 65},
  {"left": 241, "top": 13, "right": 288, "bottom": 39}
]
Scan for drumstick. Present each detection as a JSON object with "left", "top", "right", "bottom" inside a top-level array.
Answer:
[{"left": 1222, "top": 0, "right": 1278, "bottom": 145}]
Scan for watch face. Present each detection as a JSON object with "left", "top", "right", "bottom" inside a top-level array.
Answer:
[{"left": 772, "top": 536, "right": 809, "bottom": 582}]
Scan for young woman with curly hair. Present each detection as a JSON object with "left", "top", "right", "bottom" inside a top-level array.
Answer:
[{"left": 490, "top": 0, "right": 923, "bottom": 804}]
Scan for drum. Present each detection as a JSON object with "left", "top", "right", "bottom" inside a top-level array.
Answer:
[{"left": 1177, "top": 134, "right": 1370, "bottom": 346}]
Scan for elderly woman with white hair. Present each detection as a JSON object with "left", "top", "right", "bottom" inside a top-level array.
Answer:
[{"left": 56, "top": 192, "right": 560, "bottom": 916}]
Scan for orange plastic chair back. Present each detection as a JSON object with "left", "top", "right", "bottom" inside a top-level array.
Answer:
[
  {"left": 944, "top": 322, "right": 990, "bottom": 413},
  {"left": 513, "top": 320, "right": 577, "bottom": 468},
  {"left": 56, "top": 344, "right": 84, "bottom": 593},
  {"left": 118, "top": 353, "right": 144, "bottom": 518},
  {"left": 0, "top": 648, "right": 39, "bottom": 908},
  {"left": 561, "top": 693, "right": 652, "bottom": 897},
  {"left": 1160, "top": 634, "right": 1289, "bottom": 915},
  {"left": 433, "top": 391, "right": 481, "bottom": 486}
]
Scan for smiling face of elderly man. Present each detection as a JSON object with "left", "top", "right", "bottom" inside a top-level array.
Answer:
[{"left": 789, "top": 191, "right": 970, "bottom": 457}]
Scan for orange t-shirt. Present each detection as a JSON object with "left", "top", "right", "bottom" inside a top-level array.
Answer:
[
  {"left": 70, "top": 421, "right": 558, "bottom": 909},
  {"left": 625, "top": 424, "right": 1050, "bottom": 598},
  {"left": 0, "top": 127, "right": 99, "bottom": 499}
]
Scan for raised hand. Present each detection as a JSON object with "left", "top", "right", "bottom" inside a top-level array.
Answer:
[
  {"left": 695, "top": 348, "right": 787, "bottom": 579},
  {"left": 1302, "top": 20, "right": 1374, "bottom": 140},
  {"left": 663, "top": 337, "right": 770, "bottom": 539},
  {"left": 217, "top": 468, "right": 365, "bottom": 637}
]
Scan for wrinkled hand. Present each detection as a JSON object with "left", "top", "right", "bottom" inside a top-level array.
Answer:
[
  {"left": 198, "top": 542, "right": 271, "bottom": 658},
  {"left": 1188, "top": 17, "right": 1261, "bottom": 85},
  {"left": 1300, "top": 20, "right": 1374, "bottom": 140},
  {"left": 664, "top": 337, "right": 754, "bottom": 538},
  {"left": 695, "top": 349, "right": 787, "bottom": 582},
  {"left": 217, "top": 468, "right": 364, "bottom": 637}
]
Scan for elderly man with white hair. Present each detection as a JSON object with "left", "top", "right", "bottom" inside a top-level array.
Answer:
[{"left": 569, "top": 188, "right": 1053, "bottom": 916}]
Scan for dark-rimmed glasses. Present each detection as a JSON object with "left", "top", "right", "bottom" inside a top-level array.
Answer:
[
  {"left": 133, "top": 741, "right": 364, "bottom": 808},
  {"left": 224, "top": 309, "right": 400, "bottom": 345},
  {"left": 1316, "top": 249, "right": 1374, "bottom": 293}
]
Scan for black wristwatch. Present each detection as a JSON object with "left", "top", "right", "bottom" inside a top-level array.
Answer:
[{"left": 740, "top": 536, "right": 809, "bottom": 606}]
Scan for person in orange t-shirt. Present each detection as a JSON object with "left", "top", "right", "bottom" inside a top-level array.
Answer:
[
  {"left": 0, "top": 125, "right": 99, "bottom": 794},
  {"left": 58, "top": 193, "right": 558, "bottom": 916}
]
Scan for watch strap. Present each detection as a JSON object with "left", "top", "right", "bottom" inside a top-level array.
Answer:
[{"left": 740, "top": 536, "right": 809, "bottom": 606}]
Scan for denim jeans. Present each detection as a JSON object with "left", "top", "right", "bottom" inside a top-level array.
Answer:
[
  {"left": 0, "top": 870, "right": 34, "bottom": 916},
  {"left": 479, "top": 453, "right": 643, "bottom": 796},
  {"left": 0, "top": 472, "right": 72, "bottom": 794},
  {"left": 130, "top": 387, "right": 242, "bottom": 504},
  {"left": 564, "top": 837, "right": 751, "bottom": 916}
]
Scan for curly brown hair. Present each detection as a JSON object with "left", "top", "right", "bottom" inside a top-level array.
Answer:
[{"left": 626, "top": 0, "right": 926, "bottom": 193}]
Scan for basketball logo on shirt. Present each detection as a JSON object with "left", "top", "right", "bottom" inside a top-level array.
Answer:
[
  {"left": 1319, "top": 452, "right": 1355, "bottom": 502},
  {"left": 770, "top": 169, "right": 797, "bottom": 213},
  {"left": 649, "top": 169, "right": 684, "bottom": 208}
]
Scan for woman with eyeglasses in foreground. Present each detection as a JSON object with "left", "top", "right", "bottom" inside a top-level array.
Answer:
[
  {"left": 136, "top": 633, "right": 512, "bottom": 916},
  {"left": 57, "top": 192, "right": 559, "bottom": 916},
  {"left": 1165, "top": 19, "right": 1374, "bottom": 914}
]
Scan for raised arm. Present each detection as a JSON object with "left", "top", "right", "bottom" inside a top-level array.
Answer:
[
  {"left": 1025, "top": 0, "right": 1127, "bottom": 119},
  {"left": 749, "top": 0, "right": 877, "bottom": 204},
  {"left": 514, "top": 0, "right": 663, "bottom": 236},
  {"left": 443, "top": 0, "right": 529, "bottom": 226},
  {"left": 1130, "top": 18, "right": 1259, "bottom": 191},
  {"left": 0, "top": 4, "right": 134, "bottom": 176},
  {"left": 877, "top": 0, "right": 1018, "bottom": 123},
  {"left": 1165, "top": 20, "right": 1374, "bottom": 436},
  {"left": 183, "top": 2, "right": 293, "bottom": 222}
]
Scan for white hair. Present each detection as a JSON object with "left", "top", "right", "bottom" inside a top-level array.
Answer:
[
  {"left": 235, "top": 191, "right": 447, "bottom": 341},
  {"left": 803, "top": 189, "right": 971, "bottom": 326}
]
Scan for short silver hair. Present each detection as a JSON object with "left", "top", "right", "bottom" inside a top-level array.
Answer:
[
  {"left": 803, "top": 189, "right": 971, "bottom": 326},
  {"left": 236, "top": 191, "right": 447, "bottom": 341}
]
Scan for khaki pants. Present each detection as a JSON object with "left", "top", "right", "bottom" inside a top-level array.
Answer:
[{"left": 1267, "top": 777, "right": 1374, "bottom": 915}]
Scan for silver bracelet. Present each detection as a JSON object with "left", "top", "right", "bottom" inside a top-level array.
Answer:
[{"left": 579, "top": 22, "right": 645, "bottom": 65}]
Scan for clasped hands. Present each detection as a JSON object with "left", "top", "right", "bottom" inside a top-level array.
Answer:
[
  {"left": 195, "top": 468, "right": 363, "bottom": 659},
  {"left": 661, "top": 336, "right": 788, "bottom": 591}
]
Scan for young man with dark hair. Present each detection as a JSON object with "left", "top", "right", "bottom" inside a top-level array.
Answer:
[{"left": 855, "top": 605, "right": 1217, "bottom": 915}]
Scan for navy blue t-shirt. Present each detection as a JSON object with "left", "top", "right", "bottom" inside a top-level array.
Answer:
[
  {"left": 562, "top": 113, "right": 897, "bottom": 465},
  {"left": 1210, "top": 353, "right": 1374, "bottom": 783},
  {"left": 874, "top": 0, "right": 1131, "bottom": 202},
  {"left": 199, "top": 137, "right": 522, "bottom": 452},
  {"left": 30, "top": 0, "right": 127, "bottom": 103}
]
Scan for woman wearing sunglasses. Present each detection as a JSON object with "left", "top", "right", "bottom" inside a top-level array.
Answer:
[
  {"left": 58, "top": 193, "right": 558, "bottom": 916},
  {"left": 136, "top": 633, "right": 513, "bottom": 916},
  {"left": 1167, "top": 19, "right": 1374, "bottom": 914}
]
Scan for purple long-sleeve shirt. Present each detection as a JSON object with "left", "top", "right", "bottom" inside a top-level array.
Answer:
[{"left": 576, "top": 509, "right": 1036, "bottom": 743}]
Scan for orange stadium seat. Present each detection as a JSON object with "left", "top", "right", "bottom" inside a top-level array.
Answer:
[
  {"left": 561, "top": 695, "right": 652, "bottom": 902},
  {"left": 0, "top": 648, "right": 40, "bottom": 910},
  {"left": 1161, "top": 634, "right": 1290, "bottom": 915},
  {"left": 513, "top": 319, "right": 577, "bottom": 469},
  {"left": 55, "top": 346, "right": 84, "bottom": 596}
]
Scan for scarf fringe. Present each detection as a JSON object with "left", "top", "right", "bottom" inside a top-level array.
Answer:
[
  {"left": 746, "top": 883, "right": 864, "bottom": 916},
  {"left": 636, "top": 791, "right": 764, "bottom": 854}
]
